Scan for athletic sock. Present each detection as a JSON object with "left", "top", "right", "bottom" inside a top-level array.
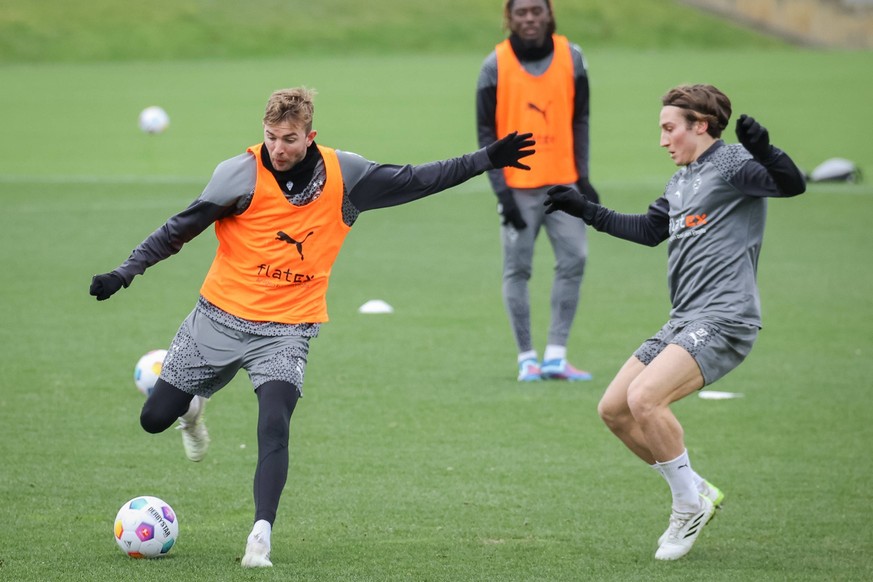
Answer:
[
  {"left": 654, "top": 461, "right": 703, "bottom": 484},
  {"left": 657, "top": 450, "right": 702, "bottom": 513},
  {"left": 543, "top": 345, "right": 566, "bottom": 362},
  {"left": 517, "top": 350, "right": 538, "bottom": 364}
]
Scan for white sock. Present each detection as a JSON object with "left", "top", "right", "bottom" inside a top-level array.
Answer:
[
  {"left": 655, "top": 460, "right": 708, "bottom": 495},
  {"left": 249, "top": 519, "right": 272, "bottom": 543},
  {"left": 654, "top": 460, "right": 709, "bottom": 497},
  {"left": 544, "top": 345, "right": 566, "bottom": 362},
  {"left": 517, "top": 350, "right": 538, "bottom": 364},
  {"left": 657, "top": 450, "right": 702, "bottom": 513},
  {"left": 181, "top": 396, "right": 203, "bottom": 424}
]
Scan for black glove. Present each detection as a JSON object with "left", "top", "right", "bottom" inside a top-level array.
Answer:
[
  {"left": 486, "top": 131, "right": 536, "bottom": 170},
  {"left": 544, "top": 185, "right": 598, "bottom": 224},
  {"left": 90, "top": 272, "right": 124, "bottom": 301},
  {"left": 496, "top": 190, "right": 527, "bottom": 230},
  {"left": 735, "top": 114, "right": 771, "bottom": 160},
  {"left": 576, "top": 177, "right": 600, "bottom": 204}
]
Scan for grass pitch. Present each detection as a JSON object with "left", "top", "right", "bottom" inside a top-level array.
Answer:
[{"left": 1, "top": 50, "right": 871, "bottom": 581}]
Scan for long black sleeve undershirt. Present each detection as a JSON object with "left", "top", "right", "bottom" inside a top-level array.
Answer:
[
  {"left": 582, "top": 143, "right": 805, "bottom": 247},
  {"left": 587, "top": 197, "right": 670, "bottom": 247},
  {"left": 735, "top": 147, "right": 806, "bottom": 198},
  {"left": 345, "top": 151, "right": 491, "bottom": 212}
]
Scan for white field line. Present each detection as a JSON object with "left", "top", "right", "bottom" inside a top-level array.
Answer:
[
  {"left": 0, "top": 174, "right": 668, "bottom": 190},
  {"left": 0, "top": 174, "right": 205, "bottom": 185}
]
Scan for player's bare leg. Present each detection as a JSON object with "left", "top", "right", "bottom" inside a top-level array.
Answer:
[
  {"left": 598, "top": 356, "right": 656, "bottom": 464},
  {"left": 625, "top": 345, "right": 702, "bottom": 461},
  {"left": 623, "top": 345, "right": 714, "bottom": 559},
  {"left": 598, "top": 347, "right": 718, "bottom": 559}
]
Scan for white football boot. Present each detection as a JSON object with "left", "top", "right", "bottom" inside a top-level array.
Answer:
[
  {"left": 655, "top": 495, "right": 715, "bottom": 560},
  {"left": 241, "top": 531, "right": 273, "bottom": 568},
  {"left": 177, "top": 396, "right": 209, "bottom": 462},
  {"left": 658, "top": 480, "right": 724, "bottom": 546}
]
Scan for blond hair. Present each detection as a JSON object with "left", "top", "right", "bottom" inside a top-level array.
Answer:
[{"left": 263, "top": 87, "right": 317, "bottom": 131}]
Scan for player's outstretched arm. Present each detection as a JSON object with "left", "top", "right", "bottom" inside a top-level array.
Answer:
[
  {"left": 545, "top": 185, "right": 669, "bottom": 247},
  {"left": 543, "top": 184, "right": 601, "bottom": 224},
  {"left": 89, "top": 197, "right": 234, "bottom": 301},
  {"left": 487, "top": 132, "right": 536, "bottom": 229},
  {"left": 90, "top": 272, "right": 125, "bottom": 301},
  {"left": 485, "top": 131, "right": 536, "bottom": 170},
  {"left": 344, "top": 133, "right": 536, "bottom": 213},
  {"left": 736, "top": 114, "right": 806, "bottom": 197}
]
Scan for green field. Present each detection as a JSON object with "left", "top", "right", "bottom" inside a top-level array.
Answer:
[{"left": 1, "top": 3, "right": 872, "bottom": 580}]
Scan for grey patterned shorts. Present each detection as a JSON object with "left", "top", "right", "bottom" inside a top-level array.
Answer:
[
  {"left": 159, "top": 308, "right": 310, "bottom": 398},
  {"left": 633, "top": 318, "right": 759, "bottom": 386}
]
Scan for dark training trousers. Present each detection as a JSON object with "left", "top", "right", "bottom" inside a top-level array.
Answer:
[{"left": 139, "top": 378, "right": 300, "bottom": 525}]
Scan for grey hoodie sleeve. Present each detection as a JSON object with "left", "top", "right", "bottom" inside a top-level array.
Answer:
[{"left": 113, "top": 153, "right": 256, "bottom": 285}]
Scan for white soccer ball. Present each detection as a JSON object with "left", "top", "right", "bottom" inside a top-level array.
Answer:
[
  {"left": 134, "top": 349, "right": 167, "bottom": 397},
  {"left": 114, "top": 496, "right": 179, "bottom": 559},
  {"left": 138, "top": 106, "right": 170, "bottom": 134}
]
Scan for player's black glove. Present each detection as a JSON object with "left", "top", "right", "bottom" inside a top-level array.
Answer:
[
  {"left": 544, "top": 185, "right": 598, "bottom": 224},
  {"left": 735, "top": 114, "right": 772, "bottom": 160},
  {"left": 90, "top": 272, "right": 124, "bottom": 301},
  {"left": 495, "top": 190, "right": 527, "bottom": 230},
  {"left": 576, "top": 177, "right": 600, "bottom": 205},
  {"left": 486, "top": 131, "right": 536, "bottom": 170}
]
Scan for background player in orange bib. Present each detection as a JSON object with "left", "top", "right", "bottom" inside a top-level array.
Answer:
[{"left": 477, "top": 0, "right": 598, "bottom": 382}]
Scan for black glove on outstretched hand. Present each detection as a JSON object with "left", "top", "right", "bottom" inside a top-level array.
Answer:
[
  {"left": 544, "top": 185, "right": 598, "bottom": 224},
  {"left": 90, "top": 272, "right": 124, "bottom": 301},
  {"left": 495, "top": 190, "right": 527, "bottom": 230},
  {"left": 736, "top": 114, "right": 771, "bottom": 160},
  {"left": 486, "top": 131, "right": 536, "bottom": 170}
]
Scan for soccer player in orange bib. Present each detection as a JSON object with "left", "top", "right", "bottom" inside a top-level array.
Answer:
[
  {"left": 477, "top": 0, "right": 598, "bottom": 382},
  {"left": 91, "top": 87, "right": 534, "bottom": 568}
]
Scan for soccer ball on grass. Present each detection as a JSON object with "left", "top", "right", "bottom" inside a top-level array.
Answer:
[
  {"left": 134, "top": 349, "right": 167, "bottom": 397},
  {"left": 114, "top": 496, "right": 179, "bottom": 559}
]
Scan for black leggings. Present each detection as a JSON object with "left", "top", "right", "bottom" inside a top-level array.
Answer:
[
  {"left": 253, "top": 380, "right": 299, "bottom": 524},
  {"left": 138, "top": 379, "right": 299, "bottom": 526},
  {"left": 140, "top": 378, "right": 193, "bottom": 433}
]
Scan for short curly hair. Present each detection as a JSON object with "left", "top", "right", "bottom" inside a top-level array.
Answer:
[
  {"left": 263, "top": 87, "right": 317, "bottom": 131},
  {"left": 503, "top": 0, "right": 556, "bottom": 36}
]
